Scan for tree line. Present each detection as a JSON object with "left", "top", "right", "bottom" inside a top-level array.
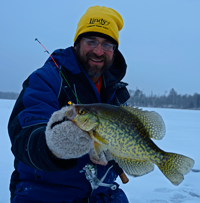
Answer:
[
  {"left": 1, "top": 89, "right": 200, "bottom": 110},
  {"left": 128, "top": 88, "right": 200, "bottom": 110},
  {"left": 0, "top": 91, "right": 19, "bottom": 100}
]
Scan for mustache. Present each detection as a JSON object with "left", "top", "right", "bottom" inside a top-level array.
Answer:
[{"left": 87, "top": 53, "right": 106, "bottom": 61}]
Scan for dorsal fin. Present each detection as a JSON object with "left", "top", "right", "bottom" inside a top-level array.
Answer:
[{"left": 120, "top": 105, "right": 165, "bottom": 140}]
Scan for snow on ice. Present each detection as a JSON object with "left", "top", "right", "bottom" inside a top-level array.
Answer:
[{"left": 0, "top": 99, "right": 199, "bottom": 203}]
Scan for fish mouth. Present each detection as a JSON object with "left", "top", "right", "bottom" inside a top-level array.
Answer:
[{"left": 65, "top": 105, "right": 77, "bottom": 120}]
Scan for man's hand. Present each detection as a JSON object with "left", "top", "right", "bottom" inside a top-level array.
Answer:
[
  {"left": 89, "top": 147, "right": 113, "bottom": 166},
  {"left": 45, "top": 106, "right": 93, "bottom": 159}
]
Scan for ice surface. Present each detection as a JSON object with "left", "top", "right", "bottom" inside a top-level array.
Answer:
[{"left": 0, "top": 100, "right": 199, "bottom": 203}]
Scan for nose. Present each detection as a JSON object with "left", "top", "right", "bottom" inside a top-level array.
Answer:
[{"left": 93, "top": 43, "right": 104, "bottom": 56}]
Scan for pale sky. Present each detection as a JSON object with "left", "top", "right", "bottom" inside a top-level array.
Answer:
[{"left": 1, "top": 0, "right": 200, "bottom": 95}]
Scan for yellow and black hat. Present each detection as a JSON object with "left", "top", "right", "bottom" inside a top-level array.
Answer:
[{"left": 74, "top": 6, "right": 123, "bottom": 46}]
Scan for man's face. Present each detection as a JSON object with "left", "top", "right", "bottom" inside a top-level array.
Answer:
[{"left": 75, "top": 36, "right": 115, "bottom": 78}]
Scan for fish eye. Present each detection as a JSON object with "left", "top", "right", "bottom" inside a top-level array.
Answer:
[{"left": 79, "top": 109, "right": 86, "bottom": 115}]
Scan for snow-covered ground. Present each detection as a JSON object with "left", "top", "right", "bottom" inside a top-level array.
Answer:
[{"left": 0, "top": 99, "right": 199, "bottom": 203}]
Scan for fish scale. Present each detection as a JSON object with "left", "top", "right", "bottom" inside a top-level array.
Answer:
[{"left": 65, "top": 103, "right": 194, "bottom": 185}]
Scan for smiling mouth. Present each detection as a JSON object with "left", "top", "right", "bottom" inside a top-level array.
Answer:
[{"left": 90, "top": 58, "right": 104, "bottom": 63}]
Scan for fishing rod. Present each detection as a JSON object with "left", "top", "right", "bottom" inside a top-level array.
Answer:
[
  {"left": 35, "top": 38, "right": 129, "bottom": 184},
  {"left": 35, "top": 38, "right": 81, "bottom": 104},
  {"left": 35, "top": 38, "right": 59, "bottom": 68}
]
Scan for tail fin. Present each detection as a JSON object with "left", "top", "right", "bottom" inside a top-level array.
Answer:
[{"left": 157, "top": 153, "right": 194, "bottom": 185}]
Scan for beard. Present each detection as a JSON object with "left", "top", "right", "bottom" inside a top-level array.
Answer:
[{"left": 75, "top": 44, "right": 114, "bottom": 78}]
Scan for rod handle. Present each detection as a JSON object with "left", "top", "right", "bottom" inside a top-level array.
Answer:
[{"left": 119, "top": 172, "right": 129, "bottom": 184}]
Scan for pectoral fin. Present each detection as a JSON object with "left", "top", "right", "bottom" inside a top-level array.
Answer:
[
  {"left": 94, "top": 132, "right": 108, "bottom": 145},
  {"left": 89, "top": 131, "right": 108, "bottom": 159},
  {"left": 93, "top": 141, "right": 105, "bottom": 159},
  {"left": 89, "top": 131, "right": 108, "bottom": 144}
]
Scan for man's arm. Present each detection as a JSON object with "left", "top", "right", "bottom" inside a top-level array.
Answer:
[{"left": 8, "top": 66, "right": 90, "bottom": 171}]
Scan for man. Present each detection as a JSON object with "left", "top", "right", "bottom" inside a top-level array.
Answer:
[{"left": 8, "top": 5, "right": 130, "bottom": 203}]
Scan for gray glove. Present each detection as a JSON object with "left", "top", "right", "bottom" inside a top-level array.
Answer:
[
  {"left": 89, "top": 148, "right": 113, "bottom": 166},
  {"left": 45, "top": 106, "right": 93, "bottom": 159}
]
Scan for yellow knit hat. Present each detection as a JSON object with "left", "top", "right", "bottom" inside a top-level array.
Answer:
[{"left": 74, "top": 6, "right": 123, "bottom": 45}]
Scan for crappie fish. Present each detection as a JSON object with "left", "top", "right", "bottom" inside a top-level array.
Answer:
[{"left": 65, "top": 103, "right": 194, "bottom": 185}]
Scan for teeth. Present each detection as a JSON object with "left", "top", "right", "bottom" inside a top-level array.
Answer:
[{"left": 91, "top": 58, "right": 103, "bottom": 62}]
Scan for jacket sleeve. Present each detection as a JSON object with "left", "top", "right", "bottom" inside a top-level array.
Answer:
[{"left": 8, "top": 64, "right": 78, "bottom": 172}]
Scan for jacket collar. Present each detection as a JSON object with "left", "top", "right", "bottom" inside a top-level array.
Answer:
[{"left": 46, "top": 46, "right": 127, "bottom": 90}]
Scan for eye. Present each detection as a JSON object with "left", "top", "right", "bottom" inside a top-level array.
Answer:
[
  {"left": 102, "top": 43, "right": 115, "bottom": 51},
  {"left": 79, "top": 109, "right": 86, "bottom": 115},
  {"left": 87, "top": 40, "right": 97, "bottom": 46},
  {"left": 103, "top": 43, "right": 112, "bottom": 49}
]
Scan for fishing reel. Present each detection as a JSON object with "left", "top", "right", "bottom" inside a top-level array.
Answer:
[{"left": 80, "top": 163, "right": 117, "bottom": 190}]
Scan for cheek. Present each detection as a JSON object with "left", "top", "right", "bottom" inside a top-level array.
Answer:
[
  {"left": 80, "top": 49, "right": 91, "bottom": 61},
  {"left": 103, "top": 50, "right": 114, "bottom": 60},
  {"left": 105, "top": 52, "right": 114, "bottom": 62},
  {"left": 79, "top": 44, "right": 93, "bottom": 57},
  {"left": 109, "top": 51, "right": 114, "bottom": 58}
]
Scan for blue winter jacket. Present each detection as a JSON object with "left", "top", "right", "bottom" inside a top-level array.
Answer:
[{"left": 8, "top": 47, "right": 130, "bottom": 203}]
